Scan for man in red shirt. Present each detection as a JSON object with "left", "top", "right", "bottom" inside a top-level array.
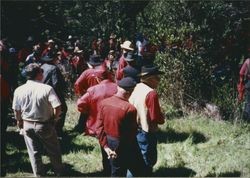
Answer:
[
  {"left": 1, "top": 40, "right": 11, "bottom": 176},
  {"left": 238, "top": 55, "right": 250, "bottom": 121},
  {"left": 116, "top": 40, "right": 134, "bottom": 81},
  {"left": 74, "top": 54, "right": 105, "bottom": 96},
  {"left": 70, "top": 48, "right": 87, "bottom": 79},
  {"left": 96, "top": 77, "right": 146, "bottom": 177},
  {"left": 41, "top": 39, "right": 56, "bottom": 57},
  {"left": 77, "top": 70, "right": 117, "bottom": 176},
  {"left": 129, "top": 65, "right": 165, "bottom": 175},
  {"left": 74, "top": 55, "right": 107, "bottom": 132},
  {"left": 17, "top": 36, "right": 33, "bottom": 63}
]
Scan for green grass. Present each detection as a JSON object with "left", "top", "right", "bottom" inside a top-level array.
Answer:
[{"left": 3, "top": 99, "right": 250, "bottom": 177}]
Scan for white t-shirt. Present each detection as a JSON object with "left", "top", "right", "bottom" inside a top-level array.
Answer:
[
  {"left": 12, "top": 80, "right": 61, "bottom": 122},
  {"left": 136, "top": 39, "right": 148, "bottom": 56}
]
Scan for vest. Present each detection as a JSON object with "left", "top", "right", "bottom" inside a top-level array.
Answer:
[{"left": 129, "top": 83, "right": 153, "bottom": 132}]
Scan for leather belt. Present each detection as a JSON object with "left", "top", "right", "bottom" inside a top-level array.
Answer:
[{"left": 23, "top": 120, "right": 51, "bottom": 124}]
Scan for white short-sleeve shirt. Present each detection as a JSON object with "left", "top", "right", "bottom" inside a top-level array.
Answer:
[{"left": 12, "top": 80, "right": 61, "bottom": 122}]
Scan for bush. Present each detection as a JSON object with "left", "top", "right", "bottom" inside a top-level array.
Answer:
[{"left": 137, "top": 0, "right": 250, "bottom": 119}]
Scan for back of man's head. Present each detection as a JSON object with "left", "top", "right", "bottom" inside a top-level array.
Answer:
[{"left": 25, "top": 63, "right": 42, "bottom": 80}]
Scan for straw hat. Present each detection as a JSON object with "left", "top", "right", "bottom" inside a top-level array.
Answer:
[{"left": 120, "top": 40, "right": 134, "bottom": 51}]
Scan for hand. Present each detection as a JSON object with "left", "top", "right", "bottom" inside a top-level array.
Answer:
[
  {"left": 104, "top": 147, "right": 117, "bottom": 159},
  {"left": 17, "top": 120, "right": 23, "bottom": 129}
]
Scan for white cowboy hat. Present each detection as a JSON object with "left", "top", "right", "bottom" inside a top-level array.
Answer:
[
  {"left": 48, "top": 39, "right": 55, "bottom": 43},
  {"left": 120, "top": 40, "right": 134, "bottom": 51}
]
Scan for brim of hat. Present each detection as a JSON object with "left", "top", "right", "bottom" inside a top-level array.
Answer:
[
  {"left": 110, "top": 35, "right": 116, "bottom": 38},
  {"left": 120, "top": 87, "right": 135, "bottom": 91},
  {"left": 120, "top": 44, "right": 134, "bottom": 51},
  {"left": 41, "top": 56, "right": 54, "bottom": 62},
  {"left": 139, "top": 71, "right": 164, "bottom": 77},
  {"left": 87, "top": 61, "right": 102, "bottom": 66},
  {"left": 124, "top": 58, "right": 134, "bottom": 62},
  {"left": 74, "top": 50, "right": 83, "bottom": 54}
]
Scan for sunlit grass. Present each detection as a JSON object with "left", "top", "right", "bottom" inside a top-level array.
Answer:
[{"left": 4, "top": 98, "right": 250, "bottom": 177}]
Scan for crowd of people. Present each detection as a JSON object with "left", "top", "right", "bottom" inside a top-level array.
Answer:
[{"left": 1, "top": 33, "right": 165, "bottom": 177}]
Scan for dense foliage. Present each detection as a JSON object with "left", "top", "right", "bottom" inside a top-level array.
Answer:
[
  {"left": 1, "top": 0, "right": 149, "bottom": 46},
  {"left": 136, "top": 0, "right": 250, "bottom": 119},
  {"left": 2, "top": 0, "right": 250, "bottom": 119}
]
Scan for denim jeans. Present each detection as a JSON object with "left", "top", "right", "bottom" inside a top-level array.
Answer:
[{"left": 136, "top": 129, "right": 157, "bottom": 175}]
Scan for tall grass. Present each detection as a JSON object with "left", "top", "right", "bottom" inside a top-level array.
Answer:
[{"left": 3, "top": 99, "right": 250, "bottom": 177}]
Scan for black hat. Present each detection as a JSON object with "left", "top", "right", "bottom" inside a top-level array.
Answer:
[
  {"left": 88, "top": 55, "right": 102, "bottom": 66},
  {"left": 124, "top": 51, "right": 135, "bottom": 62},
  {"left": 65, "top": 45, "right": 74, "bottom": 53},
  {"left": 123, "top": 66, "right": 140, "bottom": 82},
  {"left": 140, "top": 65, "right": 164, "bottom": 77},
  {"left": 118, "top": 77, "right": 137, "bottom": 91},
  {"left": 41, "top": 50, "right": 57, "bottom": 62}
]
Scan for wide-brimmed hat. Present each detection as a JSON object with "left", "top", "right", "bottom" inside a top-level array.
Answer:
[
  {"left": 140, "top": 65, "right": 164, "bottom": 77},
  {"left": 109, "top": 50, "right": 115, "bottom": 55},
  {"left": 88, "top": 55, "right": 102, "bottom": 66},
  {"left": 74, "top": 47, "right": 83, "bottom": 54},
  {"left": 123, "top": 66, "right": 140, "bottom": 83},
  {"left": 118, "top": 77, "right": 137, "bottom": 91},
  {"left": 124, "top": 51, "right": 135, "bottom": 62},
  {"left": 48, "top": 39, "right": 55, "bottom": 43},
  {"left": 41, "top": 51, "right": 57, "bottom": 62},
  {"left": 120, "top": 40, "right": 134, "bottom": 51}
]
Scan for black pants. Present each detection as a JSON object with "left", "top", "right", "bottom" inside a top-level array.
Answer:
[
  {"left": 100, "top": 145, "right": 111, "bottom": 176},
  {"left": 55, "top": 98, "right": 67, "bottom": 136},
  {"left": 107, "top": 136, "right": 147, "bottom": 177},
  {"left": 1, "top": 101, "right": 9, "bottom": 176}
]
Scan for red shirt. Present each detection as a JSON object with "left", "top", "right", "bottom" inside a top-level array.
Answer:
[
  {"left": 70, "top": 55, "right": 86, "bottom": 74},
  {"left": 116, "top": 55, "right": 127, "bottom": 80},
  {"left": 17, "top": 48, "right": 31, "bottom": 63},
  {"left": 146, "top": 91, "right": 165, "bottom": 124},
  {"left": 0, "top": 59, "right": 11, "bottom": 103},
  {"left": 77, "top": 80, "right": 117, "bottom": 136},
  {"left": 74, "top": 66, "right": 105, "bottom": 96},
  {"left": 96, "top": 96, "right": 138, "bottom": 148},
  {"left": 0, "top": 75, "right": 10, "bottom": 103},
  {"left": 239, "top": 58, "right": 250, "bottom": 79}
]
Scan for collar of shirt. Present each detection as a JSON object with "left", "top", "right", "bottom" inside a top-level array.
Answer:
[{"left": 26, "top": 80, "right": 43, "bottom": 84}]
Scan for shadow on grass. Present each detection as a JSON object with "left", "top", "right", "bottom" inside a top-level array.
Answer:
[
  {"left": 157, "top": 129, "right": 208, "bottom": 144},
  {"left": 5, "top": 152, "right": 32, "bottom": 173},
  {"left": 5, "top": 130, "right": 26, "bottom": 150},
  {"left": 154, "top": 167, "right": 196, "bottom": 177},
  {"left": 157, "top": 128, "right": 189, "bottom": 143},
  {"left": 4, "top": 129, "right": 97, "bottom": 176},
  {"left": 5, "top": 129, "right": 96, "bottom": 155},
  {"left": 63, "top": 163, "right": 103, "bottom": 177},
  {"left": 206, "top": 171, "right": 241, "bottom": 177},
  {"left": 191, "top": 131, "right": 208, "bottom": 144},
  {"left": 59, "top": 131, "right": 95, "bottom": 154},
  {"left": 44, "top": 163, "right": 103, "bottom": 177}
]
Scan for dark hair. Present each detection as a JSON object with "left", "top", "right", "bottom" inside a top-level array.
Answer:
[{"left": 25, "top": 63, "right": 42, "bottom": 80}]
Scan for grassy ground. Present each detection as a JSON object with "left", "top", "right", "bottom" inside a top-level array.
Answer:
[{"left": 3, "top": 98, "right": 250, "bottom": 177}]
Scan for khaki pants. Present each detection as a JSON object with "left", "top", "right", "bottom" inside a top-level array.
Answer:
[{"left": 23, "top": 120, "right": 64, "bottom": 177}]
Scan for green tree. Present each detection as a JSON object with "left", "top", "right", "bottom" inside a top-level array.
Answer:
[{"left": 137, "top": 0, "right": 250, "bottom": 118}]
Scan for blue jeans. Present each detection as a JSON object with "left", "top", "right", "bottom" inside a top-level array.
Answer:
[{"left": 136, "top": 129, "right": 157, "bottom": 175}]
